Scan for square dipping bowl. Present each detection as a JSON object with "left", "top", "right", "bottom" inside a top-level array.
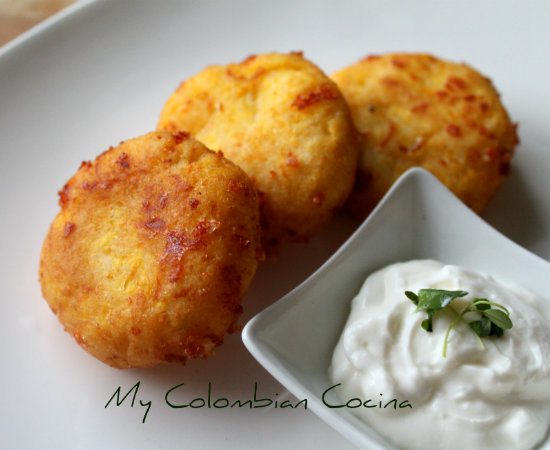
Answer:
[{"left": 242, "top": 168, "right": 550, "bottom": 449}]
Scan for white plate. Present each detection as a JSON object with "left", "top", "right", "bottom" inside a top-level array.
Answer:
[
  {"left": 242, "top": 168, "right": 550, "bottom": 449},
  {"left": 0, "top": 0, "right": 548, "bottom": 449}
]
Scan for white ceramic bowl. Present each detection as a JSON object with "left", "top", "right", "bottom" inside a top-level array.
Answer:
[{"left": 242, "top": 168, "right": 550, "bottom": 449}]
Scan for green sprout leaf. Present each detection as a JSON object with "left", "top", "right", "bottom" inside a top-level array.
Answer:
[
  {"left": 469, "top": 320, "right": 482, "bottom": 336},
  {"left": 415, "top": 289, "right": 468, "bottom": 312},
  {"left": 405, "top": 291, "right": 419, "bottom": 305},
  {"left": 470, "top": 316, "right": 491, "bottom": 337},
  {"left": 483, "top": 309, "right": 513, "bottom": 330},
  {"left": 405, "top": 289, "right": 513, "bottom": 358},
  {"left": 473, "top": 298, "right": 491, "bottom": 311},
  {"left": 490, "top": 323, "right": 504, "bottom": 337},
  {"left": 421, "top": 317, "right": 432, "bottom": 332}
]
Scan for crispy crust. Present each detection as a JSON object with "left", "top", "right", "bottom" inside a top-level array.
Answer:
[
  {"left": 158, "top": 52, "right": 359, "bottom": 248},
  {"left": 332, "top": 53, "right": 518, "bottom": 217},
  {"left": 39, "top": 131, "right": 262, "bottom": 368}
]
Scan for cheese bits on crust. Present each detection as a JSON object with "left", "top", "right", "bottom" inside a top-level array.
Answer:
[
  {"left": 332, "top": 53, "right": 519, "bottom": 217},
  {"left": 39, "top": 131, "right": 262, "bottom": 369},
  {"left": 158, "top": 52, "right": 359, "bottom": 249}
]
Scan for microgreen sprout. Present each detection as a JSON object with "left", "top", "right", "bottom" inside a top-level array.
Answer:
[{"left": 405, "top": 289, "right": 513, "bottom": 357}]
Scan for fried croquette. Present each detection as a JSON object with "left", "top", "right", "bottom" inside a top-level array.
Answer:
[
  {"left": 158, "top": 52, "right": 359, "bottom": 248},
  {"left": 331, "top": 53, "right": 518, "bottom": 217},
  {"left": 39, "top": 131, "right": 262, "bottom": 369}
]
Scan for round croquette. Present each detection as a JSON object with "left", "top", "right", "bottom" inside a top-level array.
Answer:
[
  {"left": 331, "top": 53, "right": 519, "bottom": 217},
  {"left": 39, "top": 131, "right": 262, "bottom": 369},
  {"left": 158, "top": 52, "right": 359, "bottom": 248}
]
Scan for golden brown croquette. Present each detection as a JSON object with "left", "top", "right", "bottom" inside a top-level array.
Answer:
[
  {"left": 39, "top": 131, "right": 262, "bottom": 368},
  {"left": 331, "top": 53, "right": 518, "bottom": 217},
  {"left": 158, "top": 52, "right": 359, "bottom": 249}
]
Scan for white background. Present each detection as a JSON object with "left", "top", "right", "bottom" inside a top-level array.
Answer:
[{"left": 0, "top": 0, "right": 548, "bottom": 448}]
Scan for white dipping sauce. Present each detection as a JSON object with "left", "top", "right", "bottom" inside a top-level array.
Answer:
[{"left": 330, "top": 260, "right": 550, "bottom": 450}]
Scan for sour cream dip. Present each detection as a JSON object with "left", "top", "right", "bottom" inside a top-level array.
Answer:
[{"left": 330, "top": 259, "right": 550, "bottom": 450}]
